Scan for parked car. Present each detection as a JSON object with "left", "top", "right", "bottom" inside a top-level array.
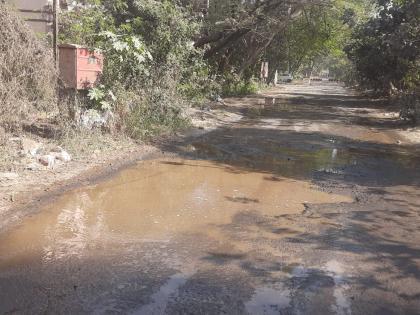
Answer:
[{"left": 278, "top": 73, "right": 293, "bottom": 83}]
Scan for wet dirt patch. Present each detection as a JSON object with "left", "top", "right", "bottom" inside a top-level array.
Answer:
[
  {"left": 184, "top": 127, "right": 420, "bottom": 189},
  {"left": 245, "top": 285, "right": 291, "bottom": 315}
]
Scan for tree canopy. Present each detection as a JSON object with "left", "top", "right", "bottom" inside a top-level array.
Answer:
[{"left": 345, "top": 0, "right": 420, "bottom": 94}]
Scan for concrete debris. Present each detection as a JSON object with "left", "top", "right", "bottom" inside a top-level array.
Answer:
[
  {"left": 50, "top": 146, "right": 64, "bottom": 153},
  {"left": 80, "top": 109, "right": 113, "bottom": 129},
  {"left": 39, "top": 155, "right": 56, "bottom": 168},
  {"left": 53, "top": 151, "right": 72, "bottom": 162},
  {"left": 50, "top": 147, "right": 72, "bottom": 162}
]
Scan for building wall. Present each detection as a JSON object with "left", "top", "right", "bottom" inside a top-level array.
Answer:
[{"left": 3, "top": 0, "right": 68, "bottom": 34}]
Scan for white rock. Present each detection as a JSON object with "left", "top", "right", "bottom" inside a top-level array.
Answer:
[
  {"left": 50, "top": 146, "right": 64, "bottom": 153},
  {"left": 81, "top": 109, "right": 107, "bottom": 129},
  {"left": 54, "top": 150, "right": 72, "bottom": 162},
  {"left": 39, "top": 155, "right": 56, "bottom": 168}
]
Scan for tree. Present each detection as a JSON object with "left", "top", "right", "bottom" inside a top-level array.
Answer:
[
  {"left": 194, "top": 0, "right": 331, "bottom": 77},
  {"left": 345, "top": 0, "right": 420, "bottom": 94}
]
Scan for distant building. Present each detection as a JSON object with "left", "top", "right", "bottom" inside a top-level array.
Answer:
[{"left": 2, "top": 0, "right": 69, "bottom": 34}]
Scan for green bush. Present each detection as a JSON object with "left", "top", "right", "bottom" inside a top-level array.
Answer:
[
  {"left": 118, "top": 83, "right": 190, "bottom": 139},
  {"left": 221, "top": 73, "right": 260, "bottom": 96},
  {"left": 345, "top": 0, "right": 420, "bottom": 94}
]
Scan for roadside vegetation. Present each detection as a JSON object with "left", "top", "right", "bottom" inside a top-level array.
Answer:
[
  {"left": 345, "top": 0, "right": 419, "bottom": 121},
  {"left": 0, "top": 0, "right": 419, "bottom": 172}
]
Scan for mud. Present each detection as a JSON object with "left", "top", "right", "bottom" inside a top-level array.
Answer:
[{"left": 1, "top": 83, "right": 420, "bottom": 314}]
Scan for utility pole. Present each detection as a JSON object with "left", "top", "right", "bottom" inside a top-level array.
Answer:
[{"left": 52, "top": 0, "right": 59, "bottom": 68}]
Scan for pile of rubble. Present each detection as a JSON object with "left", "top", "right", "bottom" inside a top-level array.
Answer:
[{"left": 4, "top": 137, "right": 72, "bottom": 173}]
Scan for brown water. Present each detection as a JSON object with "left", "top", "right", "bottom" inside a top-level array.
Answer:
[{"left": 0, "top": 159, "right": 351, "bottom": 269}]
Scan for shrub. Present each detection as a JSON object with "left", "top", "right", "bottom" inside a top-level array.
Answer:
[
  {"left": 59, "top": 0, "right": 206, "bottom": 138},
  {"left": 0, "top": 4, "right": 57, "bottom": 130},
  {"left": 221, "top": 72, "right": 260, "bottom": 96},
  {"left": 345, "top": 0, "right": 420, "bottom": 94},
  {"left": 114, "top": 75, "right": 189, "bottom": 140},
  {"left": 397, "top": 92, "right": 420, "bottom": 123}
]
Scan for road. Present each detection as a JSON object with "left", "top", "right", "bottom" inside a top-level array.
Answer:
[{"left": 1, "top": 83, "right": 420, "bottom": 314}]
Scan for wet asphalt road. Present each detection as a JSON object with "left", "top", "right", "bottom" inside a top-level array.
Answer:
[{"left": 1, "top": 83, "right": 420, "bottom": 314}]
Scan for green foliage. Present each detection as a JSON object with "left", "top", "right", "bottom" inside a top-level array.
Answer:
[
  {"left": 59, "top": 4, "right": 115, "bottom": 46},
  {"left": 98, "top": 31, "right": 153, "bottom": 89},
  {"left": 221, "top": 72, "right": 260, "bottom": 96},
  {"left": 120, "top": 81, "right": 190, "bottom": 139},
  {"left": 198, "top": 0, "right": 372, "bottom": 86},
  {"left": 266, "top": 0, "right": 373, "bottom": 80},
  {"left": 88, "top": 85, "right": 116, "bottom": 111},
  {"left": 345, "top": 0, "right": 420, "bottom": 93}
]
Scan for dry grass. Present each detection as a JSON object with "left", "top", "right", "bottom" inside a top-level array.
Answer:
[
  {"left": 58, "top": 125, "right": 135, "bottom": 160},
  {"left": 0, "top": 4, "right": 58, "bottom": 131}
]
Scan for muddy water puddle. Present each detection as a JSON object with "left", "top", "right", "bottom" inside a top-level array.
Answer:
[{"left": 0, "top": 159, "right": 351, "bottom": 265}]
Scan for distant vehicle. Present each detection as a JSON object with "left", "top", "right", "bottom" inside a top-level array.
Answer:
[{"left": 278, "top": 73, "right": 293, "bottom": 83}]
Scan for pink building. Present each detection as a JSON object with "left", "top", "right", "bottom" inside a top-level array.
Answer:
[{"left": 59, "top": 44, "right": 104, "bottom": 90}]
